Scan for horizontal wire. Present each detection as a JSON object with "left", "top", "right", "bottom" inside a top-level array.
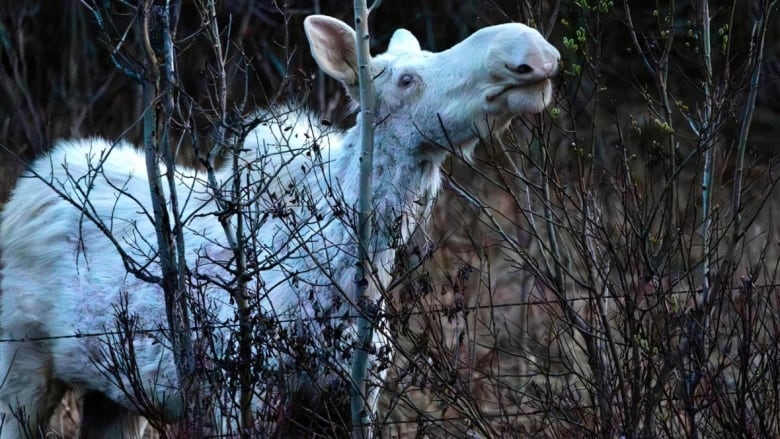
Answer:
[{"left": 1, "top": 281, "right": 778, "bottom": 343}]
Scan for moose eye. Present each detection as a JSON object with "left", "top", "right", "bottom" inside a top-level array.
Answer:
[{"left": 398, "top": 74, "right": 414, "bottom": 88}]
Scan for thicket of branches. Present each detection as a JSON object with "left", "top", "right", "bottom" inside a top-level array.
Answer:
[{"left": 1, "top": 0, "right": 780, "bottom": 438}]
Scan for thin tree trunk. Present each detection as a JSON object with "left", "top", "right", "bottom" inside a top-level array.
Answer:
[
  {"left": 350, "top": 0, "right": 381, "bottom": 437},
  {"left": 141, "top": 1, "right": 199, "bottom": 435}
]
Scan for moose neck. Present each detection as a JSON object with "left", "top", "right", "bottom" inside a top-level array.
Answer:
[
  {"left": 225, "top": 109, "right": 449, "bottom": 317},
  {"left": 341, "top": 113, "right": 444, "bottom": 262}
]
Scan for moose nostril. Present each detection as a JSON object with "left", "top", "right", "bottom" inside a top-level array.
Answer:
[{"left": 516, "top": 64, "right": 533, "bottom": 74}]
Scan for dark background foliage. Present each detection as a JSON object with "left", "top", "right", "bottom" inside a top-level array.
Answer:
[{"left": 1, "top": 1, "right": 778, "bottom": 201}]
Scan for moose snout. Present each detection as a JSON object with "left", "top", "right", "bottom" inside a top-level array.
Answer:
[
  {"left": 541, "top": 60, "right": 558, "bottom": 77},
  {"left": 505, "top": 57, "right": 559, "bottom": 83},
  {"left": 507, "top": 50, "right": 560, "bottom": 80}
]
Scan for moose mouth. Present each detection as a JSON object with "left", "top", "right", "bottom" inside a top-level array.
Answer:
[{"left": 485, "top": 79, "right": 550, "bottom": 103}]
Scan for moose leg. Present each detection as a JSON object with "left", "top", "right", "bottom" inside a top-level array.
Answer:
[
  {"left": 0, "top": 342, "right": 67, "bottom": 439},
  {"left": 78, "top": 390, "right": 147, "bottom": 439}
]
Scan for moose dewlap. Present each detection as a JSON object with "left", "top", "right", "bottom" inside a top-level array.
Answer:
[{"left": 0, "top": 14, "right": 559, "bottom": 437}]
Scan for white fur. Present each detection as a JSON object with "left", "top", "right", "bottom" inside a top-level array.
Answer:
[{"left": 0, "top": 14, "right": 559, "bottom": 437}]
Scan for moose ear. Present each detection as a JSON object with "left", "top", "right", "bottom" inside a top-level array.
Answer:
[
  {"left": 387, "top": 29, "right": 421, "bottom": 53},
  {"left": 304, "top": 15, "right": 359, "bottom": 87}
]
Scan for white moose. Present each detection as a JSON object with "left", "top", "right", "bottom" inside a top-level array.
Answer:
[{"left": 0, "top": 14, "right": 559, "bottom": 438}]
